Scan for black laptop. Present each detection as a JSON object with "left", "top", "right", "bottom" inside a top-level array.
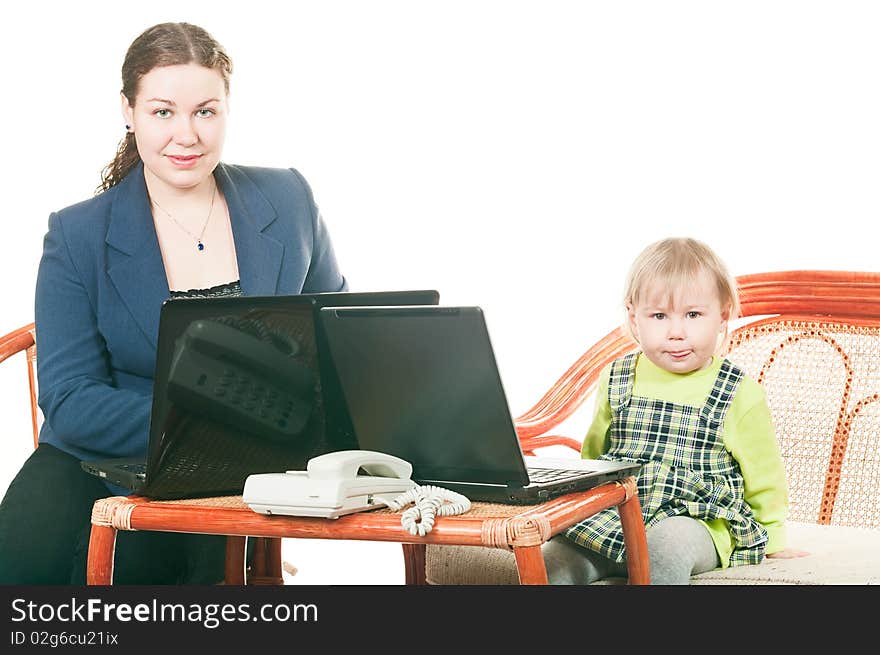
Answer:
[
  {"left": 319, "top": 305, "right": 641, "bottom": 504},
  {"left": 80, "top": 290, "right": 440, "bottom": 499}
]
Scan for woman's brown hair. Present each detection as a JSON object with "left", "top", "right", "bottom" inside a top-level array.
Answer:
[{"left": 98, "top": 22, "right": 233, "bottom": 193}]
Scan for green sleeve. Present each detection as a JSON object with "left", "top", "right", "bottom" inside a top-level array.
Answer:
[
  {"left": 581, "top": 365, "right": 613, "bottom": 459},
  {"left": 725, "top": 386, "right": 789, "bottom": 554}
]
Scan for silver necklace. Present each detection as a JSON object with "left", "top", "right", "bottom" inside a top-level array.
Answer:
[{"left": 150, "top": 181, "right": 217, "bottom": 252}]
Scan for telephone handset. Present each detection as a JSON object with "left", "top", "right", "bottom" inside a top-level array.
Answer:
[
  {"left": 307, "top": 449, "right": 413, "bottom": 480},
  {"left": 243, "top": 450, "right": 472, "bottom": 533},
  {"left": 167, "top": 317, "right": 314, "bottom": 442}
]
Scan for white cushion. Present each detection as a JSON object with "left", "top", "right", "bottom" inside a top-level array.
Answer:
[
  {"left": 690, "top": 522, "right": 880, "bottom": 585},
  {"left": 425, "top": 522, "right": 880, "bottom": 584}
]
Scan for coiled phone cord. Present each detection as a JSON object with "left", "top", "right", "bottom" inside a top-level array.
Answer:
[{"left": 385, "top": 485, "right": 472, "bottom": 536}]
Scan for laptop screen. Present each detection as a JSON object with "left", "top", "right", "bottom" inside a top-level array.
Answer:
[
  {"left": 144, "top": 290, "right": 439, "bottom": 498},
  {"left": 319, "top": 306, "right": 531, "bottom": 486}
]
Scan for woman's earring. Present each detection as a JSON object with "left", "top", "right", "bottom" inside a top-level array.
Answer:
[{"left": 125, "top": 124, "right": 132, "bottom": 132}]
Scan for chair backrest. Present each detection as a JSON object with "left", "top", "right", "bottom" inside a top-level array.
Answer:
[
  {"left": 513, "top": 271, "right": 880, "bottom": 529},
  {"left": 0, "top": 323, "right": 39, "bottom": 450}
]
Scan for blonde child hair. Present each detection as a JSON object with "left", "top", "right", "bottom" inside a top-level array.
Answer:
[{"left": 623, "top": 237, "right": 740, "bottom": 348}]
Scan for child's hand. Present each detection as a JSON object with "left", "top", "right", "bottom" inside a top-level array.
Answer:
[{"left": 766, "top": 548, "right": 809, "bottom": 559}]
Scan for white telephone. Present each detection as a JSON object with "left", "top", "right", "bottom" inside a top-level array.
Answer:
[
  {"left": 244, "top": 450, "right": 472, "bottom": 533},
  {"left": 243, "top": 450, "right": 417, "bottom": 519}
]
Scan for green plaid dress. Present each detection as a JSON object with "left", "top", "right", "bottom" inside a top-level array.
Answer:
[{"left": 564, "top": 353, "right": 768, "bottom": 566}]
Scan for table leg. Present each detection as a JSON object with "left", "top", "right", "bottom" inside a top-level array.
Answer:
[
  {"left": 618, "top": 491, "right": 650, "bottom": 585},
  {"left": 224, "top": 537, "right": 247, "bottom": 585},
  {"left": 264, "top": 538, "right": 283, "bottom": 583},
  {"left": 86, "top": 524, "right": 117, "bottom": 585},
  {"left": 247, "top": 537, "right": 284, "bottom": 585},
  {"left": 402, "top": 543, "right": 427, "bottom": 585},
  {"left": 513, "top": 545, "right": 549, "bottom": 585}
]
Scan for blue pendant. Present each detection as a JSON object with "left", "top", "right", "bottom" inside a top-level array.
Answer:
[{"left": 197, "top": 242, "right": 205, "bottom": 251}]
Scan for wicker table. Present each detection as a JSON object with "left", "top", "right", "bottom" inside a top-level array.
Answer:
[{"left": 87, "top": 476, "right": 648, "bottom": 585}]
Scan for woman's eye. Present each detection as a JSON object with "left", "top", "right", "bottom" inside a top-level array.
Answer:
[
  {"left": 652, "top": 313, "right": 666, "bottom": 320},
  {"left": 154, "top": 109, "right": 171, "bottom": 118},
  {"left": 687, "top": 311, "right": 701, "bottom": 319},
  {"left": 196, "top": 108, "right": 215, "bottom": 118}
]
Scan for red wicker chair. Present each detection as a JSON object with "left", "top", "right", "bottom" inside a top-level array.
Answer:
[{"left": 416, "top": 271, "right": 880, "bottom": 584}]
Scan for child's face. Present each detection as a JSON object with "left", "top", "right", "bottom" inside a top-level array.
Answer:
[{"left": 627, "top": 270, "right": 729, "bottom": 374}]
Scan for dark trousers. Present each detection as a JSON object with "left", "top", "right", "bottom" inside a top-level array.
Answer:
[{"left": 0, "top": 444, "right": 232, "bottom": 584}]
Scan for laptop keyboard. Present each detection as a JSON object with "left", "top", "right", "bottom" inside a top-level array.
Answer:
[
  {"left": 527, "top": 467, "right": 593, "bottom": 484},
  {"left": 118, "top": 462, "right": 146, "bottom": 475}
]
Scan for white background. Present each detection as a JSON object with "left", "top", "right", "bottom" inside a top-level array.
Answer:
[{"left": 1, "top": 1, "right": 877, "bottom": 584}]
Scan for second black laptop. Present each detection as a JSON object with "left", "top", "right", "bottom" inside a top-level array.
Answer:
[{"left": 319, "top": 305, "right": 641, "bottom": 504}]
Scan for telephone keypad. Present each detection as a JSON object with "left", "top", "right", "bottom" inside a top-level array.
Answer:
[{"left": 169, "top": 347, "right": 313, "bottom": 442}]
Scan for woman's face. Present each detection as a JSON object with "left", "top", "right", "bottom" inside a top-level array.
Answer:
[{"left": 122, "top": 63, "right": 228, "bottom": 194}]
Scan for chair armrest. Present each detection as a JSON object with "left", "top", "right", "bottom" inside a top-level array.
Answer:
[
  {"left": 514, "top": 326, "right": 637, "bottom": 439},
  {"left": 519, "top": 434, "right": 583, "bottom": 455}
]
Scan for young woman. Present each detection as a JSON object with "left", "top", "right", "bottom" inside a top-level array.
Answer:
[{"left": 0, "top": 22, "right": 346, "bottom": 584}]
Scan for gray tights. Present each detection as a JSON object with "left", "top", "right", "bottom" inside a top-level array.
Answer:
[{"left": 543, "top": 515, "right": 720, "bottom": 585}]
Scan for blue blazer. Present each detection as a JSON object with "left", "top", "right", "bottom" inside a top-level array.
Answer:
[{"left": 35, "top": 162, "right": 347, "bottom": 462}]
